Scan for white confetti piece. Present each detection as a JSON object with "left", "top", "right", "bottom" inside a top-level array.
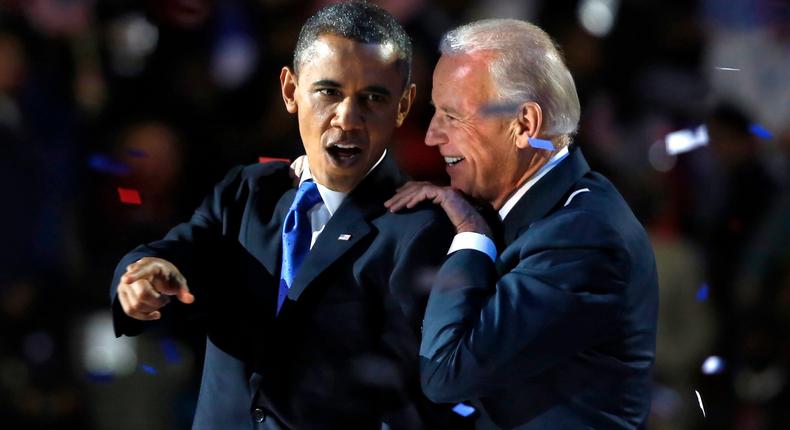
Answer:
[{"left": 695, "top": 389, "right": 706, "bottom": 417}]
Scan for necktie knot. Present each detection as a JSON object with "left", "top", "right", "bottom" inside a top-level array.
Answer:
[{"left": 291, "top": 180, "right": 322, "bottom": 212}]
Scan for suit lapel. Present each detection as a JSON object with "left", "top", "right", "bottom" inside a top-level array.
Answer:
[
  {"left": 244, "top": 165, "right": 295, "bottom": 276},
  {"left": 258, "top": 189, "right": 294, "bottom": 275},
  {"left": 285, "top": 154, "right": 405, "bottom": 303},
  {"left": 502, "top": 146, "right": 591, "bottom": 245}
]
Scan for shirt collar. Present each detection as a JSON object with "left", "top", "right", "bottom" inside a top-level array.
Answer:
[
  {"left": 498, "top": 146, "right": 570, "bottom": 221},
  {"left": 300, "top": 150, "right": 388, "bottom": 216}
]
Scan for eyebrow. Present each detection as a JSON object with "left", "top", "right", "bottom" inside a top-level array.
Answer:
[
  {"left": 432, "top": 101, "right": 461, "bottom": 117},
  {"left": 365, "top": 85, "right": 392, "bottom": 97},
  {"left": 311, "top": 80, "right": 392, "bottom": 97},
  {"left": 311, "top": 80, "right": 342, "bottom": 89}
]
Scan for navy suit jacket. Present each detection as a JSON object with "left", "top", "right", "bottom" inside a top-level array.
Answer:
[
  {"left": 111, "top": 155, "right": 460, "bottom": 429},
  {"left": 419, "top": 147, "right": 658, "bottom": 429}
]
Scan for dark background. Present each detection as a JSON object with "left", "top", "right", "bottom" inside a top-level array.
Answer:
[{"left": 1, "top": 0, "right": 788, "bottom": 428}]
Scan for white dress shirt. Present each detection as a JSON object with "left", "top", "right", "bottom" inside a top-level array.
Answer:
[
  {"left": 447, "top": 146, "right": 570, "bottom": 262},
  {"left": 298, "top": 150, "right": 387, "bottom": 248}
]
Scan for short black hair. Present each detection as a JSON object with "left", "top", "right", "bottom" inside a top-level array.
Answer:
[{"left": 293, "top": 1, "right": 412, "bottom": 86}]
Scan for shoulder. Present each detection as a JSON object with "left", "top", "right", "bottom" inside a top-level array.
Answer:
[
  {"left": 524, "top": 170, "right": 653, "bottom": 267},
  {"left": 376, "top": 201, "right": 455, "bottom": 242},
  {"left": 216, "top": 161, "right": 292, "bottom": 195},
  {"left": 382, "top": 200, "right": 452, "bottom": 227},
  {"left": 237, "top": 160, "right": 292, "bottom": 183},
  {"left": 529, "top": 172, "right": 636, "bottom": 248}
]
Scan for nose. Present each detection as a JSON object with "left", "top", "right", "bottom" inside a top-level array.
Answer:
[
  {"left": 425, "top": 114, "right": 446, "bottom": 147},
  {"left": 331, "top": 97, "right": 364, "bottom": 131}
]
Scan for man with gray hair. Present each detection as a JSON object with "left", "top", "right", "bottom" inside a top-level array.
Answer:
[{"left": 387, "top": 19, "right": 658, "bottom": 429}]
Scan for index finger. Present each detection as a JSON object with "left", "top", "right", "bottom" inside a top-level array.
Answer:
[{"left": 123, "top": 261, "right": 164, "bottom": 284}]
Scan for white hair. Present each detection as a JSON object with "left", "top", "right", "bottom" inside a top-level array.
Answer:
[{"left": 440, "top": 19, "right": 580, "bottom": 137}]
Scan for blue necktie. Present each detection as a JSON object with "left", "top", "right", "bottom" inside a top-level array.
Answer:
[{"left": 278, "top": 180, "right": 323, "bottom": 314}]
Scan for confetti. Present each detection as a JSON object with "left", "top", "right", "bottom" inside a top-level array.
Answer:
[
  {"left": 259, "top": 157, "right": 291, "bottom": 164},
  {"left": 452, "top": 402, "right": 476, "bottom": 417},
  {"left": 696, "top": 283, "right": 709, "bottom": 302},
  {"left": 141, "top": 364, "right": 158, "bottom": 375},
  {"left": 160, "top": 338, "right": 182, "bottom": 364},
  {"left": 701, "top": 356, "right": 725, "bottom": 375},
  {"left": 749, "top": 124, "right": 773, "bottom": 139},
  {"left": 479, "top": 102, "right": 521, "bottom": 117},
  {"left": 88, "top": 154, "right": 131, "bottom": 176},
  {"left": 714, "top": 67, "right": 741, "bottom": 71},
  {"left": 126, "top": 149, "right": 147, "bottom": 157},
  {"left": 117, "top": 187, "right": 142, "bottom": 205},
  {"left": 86, "top": 372, "right": 115, "bottom": 383},
  {"left": 528, "top": 137, "right": 555, "bottom": 151},
  {"left": 695, "top": 389, "right": 706, "bottom": 417},
  {"left": 665, "top": 125, "right": 708, "bottom": 155}
]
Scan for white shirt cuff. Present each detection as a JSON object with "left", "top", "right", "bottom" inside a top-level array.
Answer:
[{"left": 447, "top": 232, "right": 497, "bottom": 262}]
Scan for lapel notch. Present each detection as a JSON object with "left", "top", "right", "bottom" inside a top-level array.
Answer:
[{"left": 502, "top": 146, "right": 591, "bottom": 244}]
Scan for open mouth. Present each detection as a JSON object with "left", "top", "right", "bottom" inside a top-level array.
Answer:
[
  {"left": 328, "top": 143, "right": 362, "bottom": 159},
  {"left": 326, "top": 141, "right": 364, "bottom": 167},
  {"left": 444, "top": 156, "right": 465, "bottom": 166}
]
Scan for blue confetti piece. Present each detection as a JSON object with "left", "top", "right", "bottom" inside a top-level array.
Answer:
[
  {"left": 161, "top": 338, "right": 182, "bottom": 364},
  {"left": 479, "top": 102, "right": 521, "bottom": 117},
  {"left": 88, "top": 154, "right": 131, "bottom": 176},
  {"left": 696, "top": 283, "right": 709, "bottom": 302},
  {"left": 452, "top": 402, "right": 476, "bottom": 417},
  {"left": 528, "top": 137, "right": 555, "bottom": 151},
  {"left": 749, "top": 124, "right": 773, "bottom": 139},
  {"left": 126, "top": 149, "right": 147, "bottom": 157},
  {"left": 86, "top": 372, "right": 115, "bottom": 383},
  {"left": 140, "top": 364, "right": 158, "bottom": 375}
]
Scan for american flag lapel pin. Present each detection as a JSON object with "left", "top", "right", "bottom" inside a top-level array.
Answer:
[{"left": 338, "top": 234, "right": 351, "bottom": 241}]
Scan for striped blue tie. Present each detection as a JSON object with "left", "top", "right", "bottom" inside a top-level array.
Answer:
[{"left": 278, "top": 180, "right": 322, "bottom": 314}]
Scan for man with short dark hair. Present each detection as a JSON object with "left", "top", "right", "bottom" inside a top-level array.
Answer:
[
  {"left": 387, "top": 19, "right": 658, "bottom": 429},
  {"left": 111, "top": 3, "right": 456, "bottom": 428}
]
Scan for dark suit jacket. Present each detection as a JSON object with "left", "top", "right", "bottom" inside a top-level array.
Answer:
[
  {"left": 420, "top": 147, "right": 658, "bottom": 429},
  {"left": 111, "top": 155, "right": 458, "bottom": 429}
]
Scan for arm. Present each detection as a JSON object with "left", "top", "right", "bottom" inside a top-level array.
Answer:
[
  {"left": 110, "top": 165, "right": 248, "bottom": 337},
  {"left": 387, "top": 181, "right": 628, "bottom": 402},
  {"left": 419, "top": 213, "right": 628, "bottom": 403}
]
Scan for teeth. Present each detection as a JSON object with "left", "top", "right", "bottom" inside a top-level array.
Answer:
[
  {"left": 444, "top": 156, "right": 464, "bottom": 165},
  {"left": 335, "top": 144, "right": 357, "bottom": 149}
]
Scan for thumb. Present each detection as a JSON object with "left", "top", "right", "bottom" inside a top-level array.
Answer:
[
  {"left": 155, "top": 274, "right": 195, "bottom": 304},
  {"left": 174, "top": 284, "right": 195, "bottom": 304}
]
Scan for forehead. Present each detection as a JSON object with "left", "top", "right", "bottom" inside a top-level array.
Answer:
[
  {"left": 297, "top": 34, "right": 403, "bottom": 86},
  {"left": 432, "top": 53, "right": 496, "bottom": 106}
]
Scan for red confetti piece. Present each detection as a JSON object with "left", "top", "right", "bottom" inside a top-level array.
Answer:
[
  {"left": 258, "top": 157, "right": 291, "bottom": 164},
  {"left": 117, "top": 187, "right": 142, "bottom": 205}
]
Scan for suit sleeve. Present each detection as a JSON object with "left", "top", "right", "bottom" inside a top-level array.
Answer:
[
  {"left": 110, "top": 165, "right": 248, "bottom": 337},
  {"left": 419, "top": 212, "right": 630, "bottom": 403}
]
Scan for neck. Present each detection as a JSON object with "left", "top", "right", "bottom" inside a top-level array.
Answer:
[{"left": 491, "top": 149, "right": 555, "bottom": 210}]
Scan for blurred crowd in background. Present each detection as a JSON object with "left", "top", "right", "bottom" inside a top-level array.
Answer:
[{"left": 0, "top": 0, "right": 788, "bottom": 429}]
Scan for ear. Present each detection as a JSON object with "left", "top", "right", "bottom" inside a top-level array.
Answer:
[
  {"left": 395, "top": 83, "right": 417, "bottom": 127},
  {"left": 513, "top": 101, "right": 543, "bottom": 149},
  {"left": 280, "top": 66, "right": 298, "bottom": 114}
]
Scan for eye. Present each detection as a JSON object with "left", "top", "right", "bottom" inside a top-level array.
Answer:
[
  {"left": 362, "top": 93, "right": 387, "bottom": 103},
  {"left": 317, "top": 88, "right": 341, "bottom": 97}
]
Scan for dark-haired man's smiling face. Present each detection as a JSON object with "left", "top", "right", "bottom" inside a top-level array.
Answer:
[{"left": 281, "top": 34, "right": 414, "bottom": 192}]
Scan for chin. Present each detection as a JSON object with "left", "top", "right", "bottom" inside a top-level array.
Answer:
[{"left": 450, "top": 178, "right": 470, "bottom": 194}]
